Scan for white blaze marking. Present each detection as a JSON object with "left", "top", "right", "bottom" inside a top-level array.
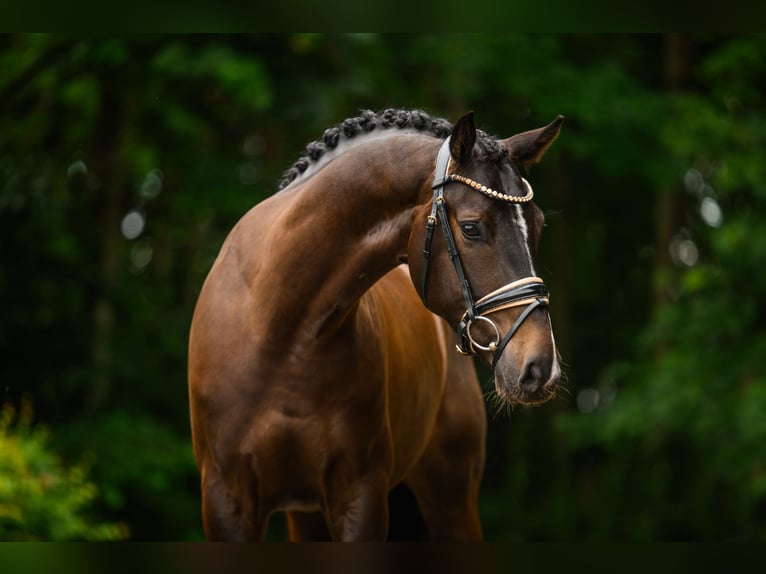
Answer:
[
  {"left": 514, "top": 178, "right": 535, "bottom": 275},
  {"left": 549, "top": 321, "right": 561, "bottom": 381}
]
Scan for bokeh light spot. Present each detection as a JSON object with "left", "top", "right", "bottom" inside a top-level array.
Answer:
[
  {"left": 121, "top": 210, "right": 145, "bottom": 240},
  {"left": 576, "top": 388, "right": 600, "bottom": 414},
  {"left": 669, "top": 235, "right": 699, "bottom": 267},
  {"left": 700, "top": 197, "right": 723, "bottom": 228},
  {"left": 130, "top": 240, "right": 153, "bottom": 270},
  {"left": 683, "top": 168, "right": 704, "bottom": 194},
  {"left": 140, "top": 169, "right": 163, "bottom": 199},
  {"left": 67, "top": 160, "right": 88, "bottom": 178}
]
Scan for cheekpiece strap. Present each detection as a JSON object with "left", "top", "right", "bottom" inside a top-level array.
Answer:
[{"left": 421, "top": 138, "right": 454, "bottom": 304}]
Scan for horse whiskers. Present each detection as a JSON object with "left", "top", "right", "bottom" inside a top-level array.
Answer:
[
  {"left": 489, "top": 393, "right": 513, "bottom": 420},
  {"left": 481, "top": 376, "right": 518, "bottom": 420},
  {"left": 481, "top": 382, "right": 505, "bottom": 419},
  {"left": 555, "top": 369, "right": 571, "bottom": 400}
]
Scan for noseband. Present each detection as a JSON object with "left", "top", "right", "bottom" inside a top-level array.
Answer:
[{"left": 421, "top": 137, "right": 550, "bottom": 369}]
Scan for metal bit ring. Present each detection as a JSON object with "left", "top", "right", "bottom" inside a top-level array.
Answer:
[{"left": 465, "top": 315, "right": 501, "bottom": 353}]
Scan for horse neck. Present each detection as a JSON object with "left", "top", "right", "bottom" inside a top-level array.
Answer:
[{"left": 255, "top": 134, "right": 440, "bottom": 344}]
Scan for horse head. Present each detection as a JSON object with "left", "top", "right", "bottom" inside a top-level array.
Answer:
[{"left": 409, "top": 111, "right": 564, "bottom": 406}]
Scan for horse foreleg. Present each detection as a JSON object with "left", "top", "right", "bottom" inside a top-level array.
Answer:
[
  {"left": 200, "top": 464, "right": 269, "bottom": 541},
  {"left": 324, "top": 477, "right": 390, "bottom": 541},
  {"left": 405, "top": 354, "right": 486, "bottom": 540},
  {"left": 406, "top": 460, "right": 483, "bottom": 540}
]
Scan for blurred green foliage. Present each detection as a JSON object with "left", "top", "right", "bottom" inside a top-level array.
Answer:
[
  {"left": 0, "top": 400, "right": 128, "bottom": 540},
  {"left": 1, "top": 34, "right": 765, "bottom": 540}
]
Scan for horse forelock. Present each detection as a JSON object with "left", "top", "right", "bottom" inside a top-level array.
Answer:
[{"left": 277, "top": 108, "right": 508, "bottom": 191}]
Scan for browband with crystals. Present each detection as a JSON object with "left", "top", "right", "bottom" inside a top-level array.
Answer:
[{"left": 446, "top": 173, "right": 535, "bottom": 203}]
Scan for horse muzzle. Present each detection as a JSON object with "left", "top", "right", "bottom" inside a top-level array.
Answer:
[
  {"left": 495, "top": 346, "right": 560, "bottom": 405},
  {"left": 455, "top": 277, "right": 560, "bottom": 405}
]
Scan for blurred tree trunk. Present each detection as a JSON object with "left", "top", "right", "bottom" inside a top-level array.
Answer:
[
  {"left": 654, "top": 34, "right": 691, "bottom": 309},
  {"left": 88, "top": 74, "right": 127, "bottom": 411}
]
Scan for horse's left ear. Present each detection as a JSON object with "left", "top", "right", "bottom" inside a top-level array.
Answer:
[
  {"left": 449, "top": 111, "right": 477, "bottom": 165},
  {"left": 499, "top": 115, "right": 564, "bottom": 168}
]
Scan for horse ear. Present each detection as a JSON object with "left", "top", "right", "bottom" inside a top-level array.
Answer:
[
  {"left": 499, "top": 115, "right": 564, "bottom": 168},
  {"left": 449, "top": 111, "right": 477, "bottom": 164}
]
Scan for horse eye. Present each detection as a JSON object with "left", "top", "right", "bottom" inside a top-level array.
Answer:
[{"left": 460, "top": 221, "right": 482, "bottom": 239}]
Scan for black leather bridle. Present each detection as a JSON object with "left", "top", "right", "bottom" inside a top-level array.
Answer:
[{"left": 421, "top": 137, "right": 551, "bottom": 369}]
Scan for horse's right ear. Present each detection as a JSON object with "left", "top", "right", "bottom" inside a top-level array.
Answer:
[
  {"left": 449, "top": 111, "right": 477, "bottom": 165},
  {"left": 499, "top": 115, "right": 564, "bottom": 169}
]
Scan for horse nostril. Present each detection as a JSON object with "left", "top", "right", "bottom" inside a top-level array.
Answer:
[{"left": 518, "top": 360, "right": 545, "bottom": 392}]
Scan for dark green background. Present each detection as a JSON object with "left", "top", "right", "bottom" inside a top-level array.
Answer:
[{"left": 1, "top": 34, "right": 765, "bottom": 541}]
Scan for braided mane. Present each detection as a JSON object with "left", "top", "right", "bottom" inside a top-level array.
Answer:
[{"left": 277, "top": 108, "right": 508, "bottom": 190}]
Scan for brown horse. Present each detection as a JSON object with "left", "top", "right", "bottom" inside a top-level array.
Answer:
[{"left": 188, "top": 109, "right": 563, "bottom": 541}]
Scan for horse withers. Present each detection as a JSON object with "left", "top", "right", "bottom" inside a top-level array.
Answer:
[{"left": 188, "top": 109, "right": 563, "bottom": 541}]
